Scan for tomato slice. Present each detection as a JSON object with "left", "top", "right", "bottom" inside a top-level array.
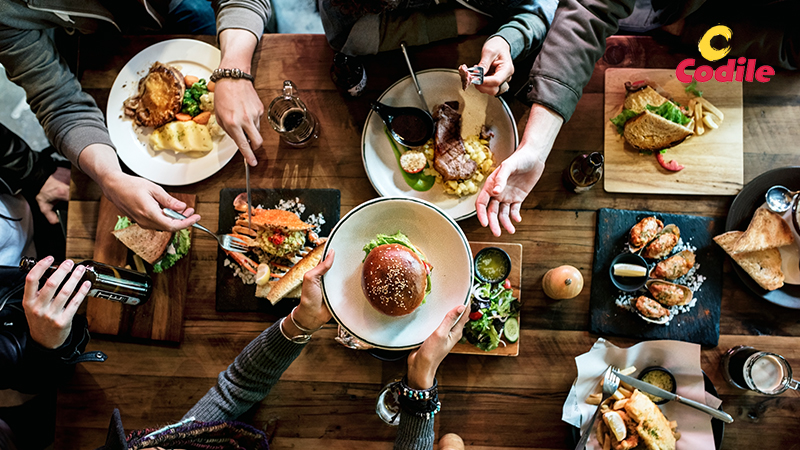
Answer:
[{"left": 656, "top": 152, "right": 684, "bottom": 172}]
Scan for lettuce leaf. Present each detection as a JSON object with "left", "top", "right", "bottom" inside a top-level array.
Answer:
[
  {"left": 153, "top": 228, "right": 191, "bottom": 273},
  {"left": 685, "top": 80, "right": 703, "bottom": 97},
  {"left": 610, "top": 109, "right": 640, "bottom": 135},
  {"left": 645, "top": 102, "right": 691, "bottom": 126},
  {"left": 114, "top": 216, "right": 132, "bottom": 230}
]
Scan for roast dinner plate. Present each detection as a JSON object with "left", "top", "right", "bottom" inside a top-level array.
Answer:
[
  {"left": 361, "top": 69, "right": 519, "bottom": 222},
  {"left": 321, "top": 197, "right": 473, "bottom": 350},
  {"left": 725, "top": 166, "right": 800, "bottom": 308},
  {"left": 106, "top": 39, "right": 238, "bottom": 186}
]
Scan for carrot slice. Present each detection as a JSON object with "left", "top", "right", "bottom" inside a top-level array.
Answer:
[
  {"left": 175, "top": 113, "right": 193, "bottom": 121},
  {"left": 192, "top": 111, "right": 211, "bottom": 125},
  {"left": 184, "top": 75, "right": 199, "bottom": 87},
  {"left": 207, "top": 81, "right": 215, "bottom": 92}
]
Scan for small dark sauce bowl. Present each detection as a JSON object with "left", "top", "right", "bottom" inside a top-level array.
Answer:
[
  {"left": 370, "top": 101, "right": 434, "bottom": 147},
  {"left": 609, "top": 253, "right": 648, "bottom": 292},
  {"left": 638, "top": 366, "right": 677, "bottom": 405},
  {"left": 474, "top": 247, "right": 512, "bottom": 284}
]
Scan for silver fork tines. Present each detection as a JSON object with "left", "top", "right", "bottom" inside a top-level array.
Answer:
[
  {"left": 162, "top": 208, "right": 248, "bottom": 253},
  {"left": 466, "top": 66, "right": 484, "bottom": 85},
  {"left": 573, "top": 365, "right": 620, "bottom": 450}
]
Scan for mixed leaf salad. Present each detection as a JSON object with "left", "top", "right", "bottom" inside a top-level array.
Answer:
[{"left": 462, "top": 277, "right": 520, "bottom": 351}]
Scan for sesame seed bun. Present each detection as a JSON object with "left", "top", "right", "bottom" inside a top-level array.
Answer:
[{"left": 361, "top": 244, "right": 428, "bottom": 316}]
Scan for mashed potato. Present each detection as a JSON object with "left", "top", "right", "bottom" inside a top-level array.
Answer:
[{"left": 420, "top": 135, "right": 494, "bottom": 197}]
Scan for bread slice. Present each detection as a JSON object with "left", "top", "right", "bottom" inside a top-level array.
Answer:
[
  {"left": 112, "top": 224, "right": 171, "bottom": 264},
  {"left": 256, "top": 281, "right": 302, "bottom": 300},
  {"left": 730, "top": 208, "right": 794, "bottom": 254},
  {"left": 714, "top": 231, "right": 784, "bottom": 291},
  {"left": 624, "top": 86, "right": 668, "bottom": 114},
  {"left": 625, "top": 390, "right": 676, "bottom": 450},
  {"left": 265, "top": 245, "right": 326, "bottom": 305},
  {"left": 623, "top": 111, "right": 693, "bottom": 151}
]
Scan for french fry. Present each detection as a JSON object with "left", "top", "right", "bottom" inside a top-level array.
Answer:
[
  {"left": 613, "top": 399, "right": 629, "bottom": 410},
  {"left": 612, "top": 390, "right": 626, "bottom": 401},
  {"left": 703, "top": 114, "right": 719, "bottom": 129},
  {"left": 603, "top": 435, "right": 611, "bottom": 450},
  {"left": 586, "top": 393, "right": 602, "bottom": 405},
  {"left": 620, "top": 381, "right": 635, "bottom": 392},
  {"left": 694, "top": 102, "right": 705, "bottom": 135},
  {"left": 697, "top": 97, "right": 724, "bottom": 122},
  {"left": 619, "top": 366, "right": 637, "bottom": 376},
  {"left": 669, "top": 420, "right": 678, "bottom": 430},
  {"left": 617, "top": 387, "right": 633, "bottom": 398}
]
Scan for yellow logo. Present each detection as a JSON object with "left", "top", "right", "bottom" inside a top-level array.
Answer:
[{"left": 697, "top": 25, "right": 732, "bottom": 62}]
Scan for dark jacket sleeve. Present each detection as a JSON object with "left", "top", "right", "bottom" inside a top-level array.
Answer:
[
  {"left": 521, "top": 0, "right": 636, "bottom": 121},
  {"left": 0, "top": 122, "right": 56, "bottom": 197}
]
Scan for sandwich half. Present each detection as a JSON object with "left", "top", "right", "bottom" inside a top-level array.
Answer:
[
  {"left": 112, "top": 216, "right": 191, "bottom": 273},
  {"left": 611, "top": 84, "right": 693, "bottom": 151}
]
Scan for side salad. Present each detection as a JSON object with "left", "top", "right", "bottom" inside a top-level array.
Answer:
[{"left": 462, "top": 278, "right": 520, "bottom": 352}]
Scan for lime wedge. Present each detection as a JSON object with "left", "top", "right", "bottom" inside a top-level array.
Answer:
[
  {"left": 613, "top": 263, "right": 647, "bottom": 277},
  {"left": 503, "top": 317, "right": 519, "bottom": 343}
]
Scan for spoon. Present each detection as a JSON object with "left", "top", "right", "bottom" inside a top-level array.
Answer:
[
  {"left": 400, "top": 42, "right": 428, "bottom": 111},
  {"left": 765, "top": 185, "right": 799, "bottom": 213},
  {"left": 370, "top": 101, "right": 434, "bottom": 148}
]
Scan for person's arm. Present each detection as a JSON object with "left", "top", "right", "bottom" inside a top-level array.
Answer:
[
  {"left": 184, "top": 252, "right": 334, "bottom": 421},
  {"left": 393, "top": 305, "right": 469, "bottom": 450},
  {"left": 0, "top": 122, "right": 56, "bottom": 198},
  {"left": 212, "top": 0, "right": 274, "bottom": 165}
]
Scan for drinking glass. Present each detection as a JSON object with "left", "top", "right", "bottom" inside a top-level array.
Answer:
[
  {"left": 267, "top": 80, "right": 319, "bottom": 147},
  {"left": 375, "top": 375, "right": 403, "bottom": 426},
  {"left": 721, "top": 345, "right": 799, "bottom": 395}
]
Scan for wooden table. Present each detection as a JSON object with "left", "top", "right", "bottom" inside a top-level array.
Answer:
[{"left": 59, "top": 34, "right": 800, "bottom": 449}]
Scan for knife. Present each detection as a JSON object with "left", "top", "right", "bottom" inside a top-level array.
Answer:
[
  {"left": 244, "top": 158, "right": 253, "bottom": 230},
  {"left": 613, "top": 370, "right": 734, "bottom": 423}
]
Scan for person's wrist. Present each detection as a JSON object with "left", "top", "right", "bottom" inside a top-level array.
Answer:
[
  {"left": 486, "top": 35, "right": 510, "bottom": 54},
  {"left": 293, "top": 305, "right": 326, "bottom": 331},
  {"left": 407, "top": 365, "right": 436, "bottom": 390}
]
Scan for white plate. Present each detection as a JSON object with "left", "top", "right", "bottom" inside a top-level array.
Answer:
[
  {"left": 321, "top": 197, "right": 473, "bottom": 350},
  {"left": 362, "top": 69, "right": 519, "bottom": 222},
  {"left": 106, "top": 39, "right": 238, "bottom": 186}
]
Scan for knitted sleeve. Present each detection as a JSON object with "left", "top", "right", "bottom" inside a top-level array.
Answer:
[{"left": 393, "top": 412, "right": 435, "bottom": 450}]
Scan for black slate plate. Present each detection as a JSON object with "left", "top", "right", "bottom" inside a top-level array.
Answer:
[
  {"left": 590, "top": 208, "right": 724, "bottom": 346},
  {"left": 215, "top": 188, "right": 340, "bottom": 314},
  {"left": 725, "top": 166, "right": 800, "bottom": 309},
  {"left": 568, "top": 371, "right": 723, "bottom": 449}
]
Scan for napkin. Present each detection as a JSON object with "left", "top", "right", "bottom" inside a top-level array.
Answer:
[{"left": 562, "top": 338, "right": 721, "bottom": 450}]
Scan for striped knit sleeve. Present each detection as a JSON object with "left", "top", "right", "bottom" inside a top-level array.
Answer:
[
  {"left": 183, "top": 321, "right": 305, "bottom": 422},
  {"left": 393, "top": 412, "right": 435, "bottom": 450}
]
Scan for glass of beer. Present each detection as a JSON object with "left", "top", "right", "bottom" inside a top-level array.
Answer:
[
  {"left": 721, "top": 346, "right": 799, "bottom": 395},
  {"left": 267, "top": 80, "right": 319, "bottom": 147}
]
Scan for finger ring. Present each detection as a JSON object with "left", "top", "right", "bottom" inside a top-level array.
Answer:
[{"left": 496, "top": 81, "right": 510, "bottom": 97}]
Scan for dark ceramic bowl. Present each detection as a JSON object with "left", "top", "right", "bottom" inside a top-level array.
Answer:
[
  {"left": 474, "top": 247, "right": 512, "bottom": 283},
  {"left": 638, "top": 366, "right": 677, "bottom": 405},
  {"left": 609, "top": 253, "right": 648, "bottom": 292}
]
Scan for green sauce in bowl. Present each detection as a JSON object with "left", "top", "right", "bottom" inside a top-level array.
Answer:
[{"left": 475, "top": 247, "right": 511, "bottom": 283}]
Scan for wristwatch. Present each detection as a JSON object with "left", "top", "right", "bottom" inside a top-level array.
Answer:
[
  {"left": 279, "top": 317, "right": 312, "bottom": 344},
  {"left": 210, "top": 68, "right": 254, "bottom": 83}
]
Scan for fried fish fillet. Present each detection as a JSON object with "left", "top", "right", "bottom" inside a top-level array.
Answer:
[{"left": 624, "top": 390, "right": 676, "bottom": 450}]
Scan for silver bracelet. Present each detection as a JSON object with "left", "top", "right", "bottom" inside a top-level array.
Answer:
[
  {"left": 279, "top": 317, "right": 312, "bottom": 344},
  {"left": 290, "top": 308, "right": 323, "bottom": 334}
]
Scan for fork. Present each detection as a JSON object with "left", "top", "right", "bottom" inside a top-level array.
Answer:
[
  {"left": 464, "top": 65, "right": 510, "bottom": 95},
  {"left": 162, "top": 208, "right": 248, "bottom": 253},
  {"left": 574, "top": 365, "right": 620, "bottom": 450}
]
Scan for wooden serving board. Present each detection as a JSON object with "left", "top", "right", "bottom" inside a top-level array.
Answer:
[
  {"left": 603, "top": 68, "right": 743, "bottom": 195},
  {"left": 86, "top": 194, "right": 195, "bottom": 343},
  {"left": 451, "top": 241, "right": 522, "bottom": 357}
]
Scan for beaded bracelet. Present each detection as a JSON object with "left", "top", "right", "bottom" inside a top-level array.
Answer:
[{"left": 395, "top": 376, "right": 441, "bottom": 420}]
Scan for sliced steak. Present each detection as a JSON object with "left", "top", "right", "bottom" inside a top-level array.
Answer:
[
  {"left": 433, "top": 101, "right": 477, "bottom": 181},
  {"left": 123, "top": 62, "right": 185, "bottom": 128}
]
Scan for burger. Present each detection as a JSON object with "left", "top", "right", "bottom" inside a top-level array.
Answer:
[
  {"left": 112, "top": 216, "right": 191, "bottom": 273},
  {"left": 361, "top": 231, "right": 432, "bottom": 316}
]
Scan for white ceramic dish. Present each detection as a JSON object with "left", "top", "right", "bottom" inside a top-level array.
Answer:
[
  {"left": 321, "top": 197, "right": 473, "bottom": 350},
  {"left": 106, "top": 39, "right": 238, "bottom": 186},
  {"left": 362, "top": 69, "right": 518, "bottom": 222}
]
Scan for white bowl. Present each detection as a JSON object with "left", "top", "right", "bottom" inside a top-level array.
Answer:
[{"left": 321, "top": 197, "right": 473, "bottom": 350}]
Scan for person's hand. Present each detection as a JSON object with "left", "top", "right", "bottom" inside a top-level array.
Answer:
[
  {"left": 455, "top": 8, "right": 490, "bottom": 35},
  {"left": 475, "top": 36, "right": 514, "bottom": 96},
  {"left": 290, "top": 251, "right": 335, "bottom": 332},
  {"left": 407, "top": 304, "right": 469, "bottom": 390},
  {"left": 214, "top": 78, "right": 264, "bottom": 166},
  {"left": 100, "top": 170, "right": 199, "bottom": 232},
  {"left": 476, "top": 104, "right": 564, "bottom": 236},
  {"left": 476, "top": 148, "right": 545, "bottom": 236},
  {"left": 23, "top": 257, "right": 91, "bottom": 349},
  {"left": 36, "top": 167, "right": 70, "bottom": 224}
]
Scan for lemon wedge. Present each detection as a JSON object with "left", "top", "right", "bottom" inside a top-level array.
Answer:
[
  {"left": 603, "top": 411, "right": 627, "bottom": 442},
  {"left": 256, "top": 264, "right": 271, "bottom": 286},
  {"left": 613, "top": 263, "right": 647, "bottom": 277}
]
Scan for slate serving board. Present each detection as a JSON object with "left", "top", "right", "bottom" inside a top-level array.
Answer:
[
  {"left": 590, "top": 208, "right": 724, "bottom": 347},
  {"left": 215, "top": 188, "right": 340, "bottom": 314}
]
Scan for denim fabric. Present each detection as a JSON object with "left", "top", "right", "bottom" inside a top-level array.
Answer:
[{"left": 167, "top": 0, "right": 217, "bottom": 35}]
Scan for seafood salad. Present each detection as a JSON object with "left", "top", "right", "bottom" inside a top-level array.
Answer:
[
  {"left": 223, "top": 193, "right": 325, "bottom": 288},
  {"left": 615, "top": 216, "right": 706, "bottom": 325}
]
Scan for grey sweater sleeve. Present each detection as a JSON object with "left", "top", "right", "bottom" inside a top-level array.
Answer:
[
  {"left": 214, "top": 0, "right": 275, "bottom": 42},
  {"left": 0, "top": 26, "right": 115, "bottom": 170},
  {"left": 183, "top": 321, "right": 305, "bottom": 421},
  {"left": 394, "top": 412, "right": 435, "bottom": 450}
]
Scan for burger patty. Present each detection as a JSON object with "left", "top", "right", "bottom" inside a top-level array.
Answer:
[{"left": 124, "top": 62, "right": 185, "bottom": 128}]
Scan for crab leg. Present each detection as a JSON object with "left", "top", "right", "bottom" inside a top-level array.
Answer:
[{"left": 224, "top": 249, "right": 258, "bottom": 274}]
